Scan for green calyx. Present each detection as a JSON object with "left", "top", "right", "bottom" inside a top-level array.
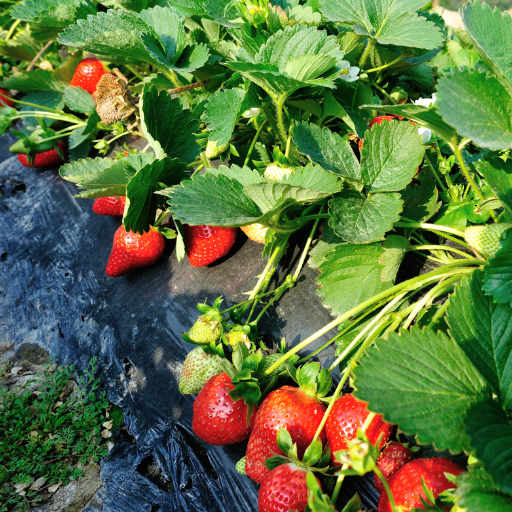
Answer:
[
  {"left": 288, "top": 362, "right": 332, "bottom": 399},
  {"left": 334, "top": 430, "right": 381, "bottom": 477},
  {"left": 9, "top": 127, "right": 60, "bottom": 155},
  {"left": 264, "top": 427, "right": 331, "bottom": 473}
]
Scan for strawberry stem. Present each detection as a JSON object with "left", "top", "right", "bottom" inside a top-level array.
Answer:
[
  {"left": 264, "top": 259, "right": 482, "bottom": 375},
  {"left": 244, "top": 119, "right": 267, "bottom": 167},
  {"left": 374, "top": 466, "right": 401, "bottom": 512},
  {"left": 409, "top": 244, "right": 474, "bottom": 260},
  {"left": 395, "top": 222, "right": 466, "bottom": 239}
]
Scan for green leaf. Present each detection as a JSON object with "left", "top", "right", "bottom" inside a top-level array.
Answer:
[
  {"left": 11, "top": 0, "right": 96, "bottom": 41},
  {"left": 320, "top": 0, "right": 443, "bottom": 49},
  {"left": 322, "top": 92, "right": 368, "bottom": 138},
  {"left": 59, "top": 153, "right": 155, "bottom": 197},
  {"left": 225, "top": 25, "right": 350, "bottom": 101},
  {"left": 124, "top": 157, "right": 188, "bottom": 234},
  {"left": 167, "top": 0, "right": 208, "bottom": 17},
  {"left": 69, "top": 110, "right": 100, "bottom": 149},
  {"left": 316, "top": 239, "right": 401, "bottom": 316},
  {"left": 243, "top": 182, "right": 333, "bottom": 215},
  {"left": 354, "top": 326, "right": 489, "bottom": 453},
  {"left": 139, "top": 85, "right": 200, "bottom": 164},
  {"left": 292, "top": 121, "right": 361, "bottom": 184},
  {"left": 130, "top": 72, "right": 174, "bottom": 94},
  {"left": 446, "top": 271, "right": 512, "bottom": 411},
  {"left": 400, "top": 168, "right": 441, "bottom": 223},
  {"left": 461, "top": 1, "right": 512, "bottom": 97},
  {"left": 302, "top": 440, "right": 323, "bottom": 466},
  {"left": 455, "top": 467, "right": 512, "bottom": 512},
  {"left": 284, "top": 163, "right": 342, "bottom": 194},
  {"left": 204, "top": 86, "right": 259, "bottom": 146},
  {"left": 464, "top": 397, "right": 512, "bottom": 495},
  {"left": 206, "top": 164, "right": 264, "bottom": 187},
  {"left": 361, "top": 119, "right": 425, "bottom": 192},
  {"left": 0, "top": 29, "right": 40, "bottom": 61},
  {"left": 328, "top": 190, "right": 402, "bottom": 243},
  {"left": 378, "top": 234, "right": 410, "bottom": 282},
  {"left": 2, "top": 69, "right": 67, "bottom": 92},
  {"left": 308, "top": 225, "right": 345, "bottom": 270},
  {"left": 476, "top": 157, "right": 512, "bottom": 222},
  {"left": 168, "top": 173, "right": 263, "bottom": 226},
  {"left": 483, "top": 229, "right": 512, "bottom": 305},
  {"left": 360, "top": 103, "right": 457, "bottom": 143},
  {"left": 436, "top": 68, "right": 512, "bottom": 150},
  {"left": 63, "top": 86, "right": 95, "bottom": 113}
]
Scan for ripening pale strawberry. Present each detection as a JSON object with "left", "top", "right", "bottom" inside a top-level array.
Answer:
[
  {"left": 225, "top": 331, "right": 250, "bottom": 348},
  {"left": 105, "top": 226, "right": 165, "bottom": 277},
  {"left": 92, "top": 196, "right": 126, "bottom": 216},
  {"left": 178, "top": 347, "right": 223, "bottom": 394},
  {"left": 205, "top": 140, "right": 229, "bottom": 159},
  {"left": 0, "top": 88, "right": 15, "bottom": 108},
  {"left": 192, "top": 373, "right": 258, "bottom": 445},
  {"left": 374, "top": 442, "right": 413, "bottom": 493},
  {"left": 241, "top": 223, "right": 268, "bottom": 244},
  {"left": 70, "top": 58, "right": 109, "bottom": 94},
  {"left": 17, "top": 141, "right": 66, "bottom": 168},
  {"left": 187, "top": 316, "right": 222, "bottom": 344},
  {"left": 258, "top": 463, "right": 320, "bottom": 512},
  {"left": 264, "top": 164, "right": 296, "bottom": 182},
  {"left": 326, "top": 393, "right": 393, "bottom": 466},
  {"left": 183, "top": 224, "right": 238, "bottom": 267},
  {"left": 378, "top": 458, "right": 463, "bottom": 512},
  {"left": 464, "top": 223, "right": 512, "bottom": 259}
]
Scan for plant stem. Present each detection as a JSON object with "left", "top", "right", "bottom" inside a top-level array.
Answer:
[
  {"left": 328, "top": 292, "right": 407, "bottom": 372},
  {"left": 276, "top": 97, "right": 289, "bottom": 148},
  {"left": 409, "top": 244, "right": 473, "bottom": 259},
  {"left": 395, "top": 221, "right": 466, "bottom": 239},
  {"left": 264, "top": 259, "right": 482, "bottom": 375},
  {"left": 359, "top": 38, "right": 376, "bottom": 69},
  {"left": 375, "top": 467, "right": 400, "bottom": 512},
  {"left": 125, "top": 64, "right": 144, "bottom": 80},
  {"left": 5, "top": 18, "right": 21, "bottom": 41},
  {"left": 312, "top": 370, "right": 349, "bottom": 442},
  {"left": 262, "top": 104, "right": 285, "bottom": 147},
  {"left": 424, "top": 153, "right": 448, "bottom": 193},
  {"left": 244, "top": 119, "right": 267, "bottom": 167},
  {"left": 364, "top": 55, "right": 403, "bottom": 74},
  {"left": 372, "top": 82, "right": 395, "bottom": 104},
  {"left": 27, "top": 40, "right": 53, "bottom": 70}
]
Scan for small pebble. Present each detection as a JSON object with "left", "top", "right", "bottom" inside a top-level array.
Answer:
[
  {"left": 48, "top": 483, "right": 61, "bottom": 493},
  {"left": 101, "top": 429, "right": 112, "bottom": 438},
  {"left": 30, "top": 477, "right": 47, "bottom": 490},
  {"left": 11, "top": 366, "right": 22, "bottom": 375},
  {"left": 103, "top": 420, "right": 113, "bottom": 430}
]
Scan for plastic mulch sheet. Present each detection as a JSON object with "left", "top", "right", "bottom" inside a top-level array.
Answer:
[{"left": 0, "top": 135, "right": 380, "bottom": 512}]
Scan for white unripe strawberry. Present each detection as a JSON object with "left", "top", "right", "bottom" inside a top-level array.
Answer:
[
  {"left": 464, "top": 223, "right": 512, "bottom": 259},
  {"left": 205, "top": 140, "right": 229, "bottom": 159},
  {"left": 264, "top": 164, "right": 295, "bottom": 182}
]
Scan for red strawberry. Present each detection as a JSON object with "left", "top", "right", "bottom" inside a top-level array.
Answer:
[
  {"left": 106, "top": 226, "right": 165, "bottom": 277},
  {"left": 325, "top": 393, "right": 392, "bottom": 466},
  {"left": 369, "top": 115, "right": 403, "bottom": 128},
  {"left": 192, "top": 373, "right": 257, "bottom": 445},
  {"left": 17, "top": 141, "right": 65, "bottom": 168},
  {"left": 359, "top": 115, "right": 403, "bottom": 150},
  {"left": 70, "top": 58, "right": 109, "bottom": 94},
  {"left": 245, "top": 386, "right": 327, "bottom": 484},
  {"left": 374, "top": 442, "right": 413, "bottom": 493},
  {"left": 378, "top": 457, "right": 463, "bottom": 512},
  {"left": 92, "top": 196, "right": 126, "bottom": 216},
  {"left": 0, "top": 88, "right": 15, "bottom": 108},
  {"left": 259, "top": 463, "right": 320, "bottom": 512},
  {"left": 183, "top": 224, "right": 238, "bottom": 267}
]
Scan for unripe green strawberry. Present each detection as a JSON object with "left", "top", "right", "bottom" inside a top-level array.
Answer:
[
  {"left": 236, "top": 456, "right": 247, "bottom": 475},
  {"left": 225, "top": 331, "right": 250, "bottom": 348},
  {"left": 262, "top": 353, "right": 285, "bottom": 374},
  {"left": 464, "top": 223, "right": 512, "bottom": 259},
  {"left": 205, "top": 140, "right": 229, "bottom": 159},
  {"left": 187, "top": 317, "right": 222, "bottom": 344},
  {"left": 264, "top": 163, "right": 296, "bottom": 182},
  {"left": 179, "top": 347, "right": 223, "bottom": 394}
]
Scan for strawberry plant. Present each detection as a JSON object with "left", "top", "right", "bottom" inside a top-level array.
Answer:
[{"left": 1, "top": 0, "right": 512, "bottom": 510}]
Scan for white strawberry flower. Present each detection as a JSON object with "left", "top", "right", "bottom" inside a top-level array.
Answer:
[{"left": 340, "top": 66, "right": 360, "bottom": 82}]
